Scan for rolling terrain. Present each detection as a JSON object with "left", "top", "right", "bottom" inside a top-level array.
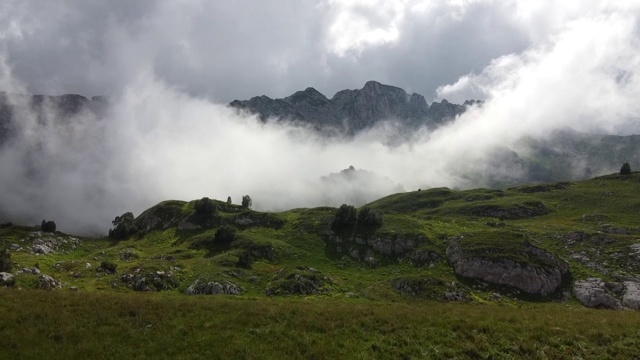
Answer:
[{"left": 1, "top": 171, "right": 640, "bottom": 358}]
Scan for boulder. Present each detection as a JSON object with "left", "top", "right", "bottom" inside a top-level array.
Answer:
[
  {"left": 446, "top": 235, "right": 569, "bottom": 296},
  {"left": 38, "top": 274, "right": 61, "bottom": 290},
  {"left": 622, "top": 281, "right": 640, "bottom": 310},
  {"left": 0, "top": 272, "right": 15, "bottom": 286},
  {"left": 573, "top": 278, "right": 622, "bottom": 309},
  {"left": 185, "top": 279, "right": 243, "bottom": 295}
]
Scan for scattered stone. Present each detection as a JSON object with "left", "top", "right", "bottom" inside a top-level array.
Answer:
[
  {"left": 186, "top": 279, "right": 243, "bottom": 295},
  {"left": 0, "top": 272, "right": 15, "bottom": 287},
  {"left": 69, "top": 286, "right": 78, "bottom": 292},
  {"left": 573, "top": 278, "right": 621, "bottom": 309},
  {"left": 38, "top": 274, "right": 62, "bottom": 290}
]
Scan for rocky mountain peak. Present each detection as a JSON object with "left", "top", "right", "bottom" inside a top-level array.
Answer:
[{"left": 229, "top": 81, "right": 479, "bottom": 135}]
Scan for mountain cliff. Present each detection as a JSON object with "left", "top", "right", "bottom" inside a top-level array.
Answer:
[{"left": 230, "top": 81, "right": 480, "bottom": 134}]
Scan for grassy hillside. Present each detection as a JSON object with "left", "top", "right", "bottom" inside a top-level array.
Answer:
[{"left": 1, "top": 172, "right": 640, "bottom": 357}]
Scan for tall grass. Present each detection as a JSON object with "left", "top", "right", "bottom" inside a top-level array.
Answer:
[{"left": 1, "top": 289, "right": 639, "bottom": 359}]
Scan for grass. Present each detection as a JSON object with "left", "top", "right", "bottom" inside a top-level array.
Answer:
[
  {"left": 1, "top": 289, "right": 640, "bottom": 359},
  {"left": 2, "top": 172, "right": 640, "bottom": 357}
]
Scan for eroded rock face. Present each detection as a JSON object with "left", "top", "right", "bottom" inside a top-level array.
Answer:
[
  {"left": 446, "top": 237, "right": 569, "bottom": 296},
  {"left": 185, "top": 279, "right": 243, "bottom": 295},
  {"left": 573, "top": 278, "right": 622, "bottom": 309}
]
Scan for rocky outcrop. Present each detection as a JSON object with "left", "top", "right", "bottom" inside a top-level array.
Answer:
[
  {"left": 0, "top": 272, "right": 15, "bottom": 287},
  {"left": 330, "top": 232, "right": 440, "bottom": 267},
  {"left": 185, "top": 279, "right": 243, "bottom": 295},
  {"left": 446, "top": 236, "right": 569, "bottom": 296},
  {"left": 573, "top": 278, "right": 622, "bottom": 309},
  {"left": 38, "top": 274, "right": 62, "bottom": 290},
  {"left": 230, "top": 81, "right": 479, "bottom": 134},
  {"left": 264, "top": 266, "right": 332, "bottom": 296},
  {"left": 622, "top": 281, "right": 640, "bottom": 310},
  {"left": 119, "top": 269, "right": 179, "bottom": 291}
]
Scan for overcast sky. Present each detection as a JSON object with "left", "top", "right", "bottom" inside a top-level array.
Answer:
[
  {"left": 2, "top": 1, "right": 640, "bottom": 234},
  {"left": 0, "top": 0, "right": 607, "bottom": 102}
]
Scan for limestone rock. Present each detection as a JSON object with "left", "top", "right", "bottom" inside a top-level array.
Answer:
[
  {"left": 446, "top": 236, "right": 569, "bottom": 296},
  {"left": 622, "top": 281, "right": 640, "bottom": 310},
  {"left": 0, "top": 272, "right": 15, "bottom": 286},
  {"left": 38, "top": 274, "right": 61, "bottom": 290},
  {"left": 573, "top": 278, "right": 622, "bottom": 309},
  {"left": 185, "top": 279, "right": 243, "bottom": 295}
]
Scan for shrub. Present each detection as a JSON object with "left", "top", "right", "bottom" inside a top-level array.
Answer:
[
  {"left": 332, "top": 204, "right": 357, "bottom": 232},
  {"left": 241, "top": 195, "right": 252, "bottom": 209},
  {"left": 357, "top": 207, "right": 384, "bottom": 228},
  {"left": 41, "top": 220, "right": 56, "bottom": 233},
  {"left": 109, "top": 212, "right": 136, "bottom": 240},
  {"left": 237, "top": 251, "right": 255, "bottom": 269},
  {"left": 215, "top": 226, "right": 236, "bottom": 246},
  {"left": 0, "top": 247, "right": 12, "bottom": 272},
  {"left": 194, "top": 197, "right": 217, "bottom": 214},
  {"left": 620, "top": 162, "right": 631, "bottom": 175},
  {"left": 100, "top": 260, "right": 117, "bottom": 274}
]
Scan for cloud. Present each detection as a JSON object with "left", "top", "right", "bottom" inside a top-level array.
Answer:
[{"left": 1, "top": 1, "right": 640, "bottom": 235}]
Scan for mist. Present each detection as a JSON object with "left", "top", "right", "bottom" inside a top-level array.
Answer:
[{"left": 1, "top": 1, "right": 640, "bottom": 234}]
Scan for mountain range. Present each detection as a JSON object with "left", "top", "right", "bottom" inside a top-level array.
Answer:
[{"left": 229, "top": 80, "right": 481, "bottom": 134}]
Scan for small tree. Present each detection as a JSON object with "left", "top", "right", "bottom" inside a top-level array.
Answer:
[
  {"left": 0, "top": 247, "right": 12, "bottom": 272},
  {"left": 331, "top": 204, "right": 357, "bottom": 232},
  {"left": 109, "top": 212, "right": 136, "bottom": 240},
  {"left": 241, "top": 195, "right": 252, "bottom": 209},
  {"left": 41, "top": 220, "right": 56, "bottom": 233},
  {"left": 227, "top": 196, "right": 232, "bottom": 205},
  {"left": 620, "top": 162, "right": 631, "bottom": 175},
  {"left": 194, "top": 197, "right": 216, "bottom": 214}
]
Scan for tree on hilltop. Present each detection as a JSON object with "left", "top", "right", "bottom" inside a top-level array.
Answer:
[
  {"left": 620, "top": 162, "right": 631, "bottom": 175},
  {"left": 242, "top": 195, "right": 252, "bottom": 209}
]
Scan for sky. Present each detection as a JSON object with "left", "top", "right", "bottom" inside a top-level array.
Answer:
[{"left": 1, "top": 0, "right": 640, "bottom": 234}]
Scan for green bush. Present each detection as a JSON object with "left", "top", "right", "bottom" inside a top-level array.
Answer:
[
  {"left": 109, "top": 212, "right": 136, "bottom": 240},
  {"left": 331, "top": 204, "right": 357, "bottom": 232},
  {"left": 236, "top": 251, "right": 255, "bottom": 269},
  {"left": 357, "top": 207, "right": 384, "bottom": 228},
  {"left": 215, "top": 226, "right": 236, "bottom": 246},
  {"left": 41, "top": 220, "right": 56, "bottom": 233},
  {"left": 194, "top": 197, "right": 217, "bottom": 214}
]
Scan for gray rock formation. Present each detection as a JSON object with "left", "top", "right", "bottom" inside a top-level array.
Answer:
[
  {"left": 0, "top": 272, "right": 15, "bottom": 286},
  {"left": 230, "top": 81, "right": 478, "bottom": 134},
  {"left": 446, "top": 236, "right": 569, "bottom": 296},
  {"left": 38, "top": 274, "right": 61, "bottom": 290},
  {"left": 573, "top": 278, "right": 622, "bottom": 309},
  {"left": 185, "top": 279, "right": 243, "bottom": 295},
  {"left": 622, "top": 281, "right": 640, "bottom": 310}
]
